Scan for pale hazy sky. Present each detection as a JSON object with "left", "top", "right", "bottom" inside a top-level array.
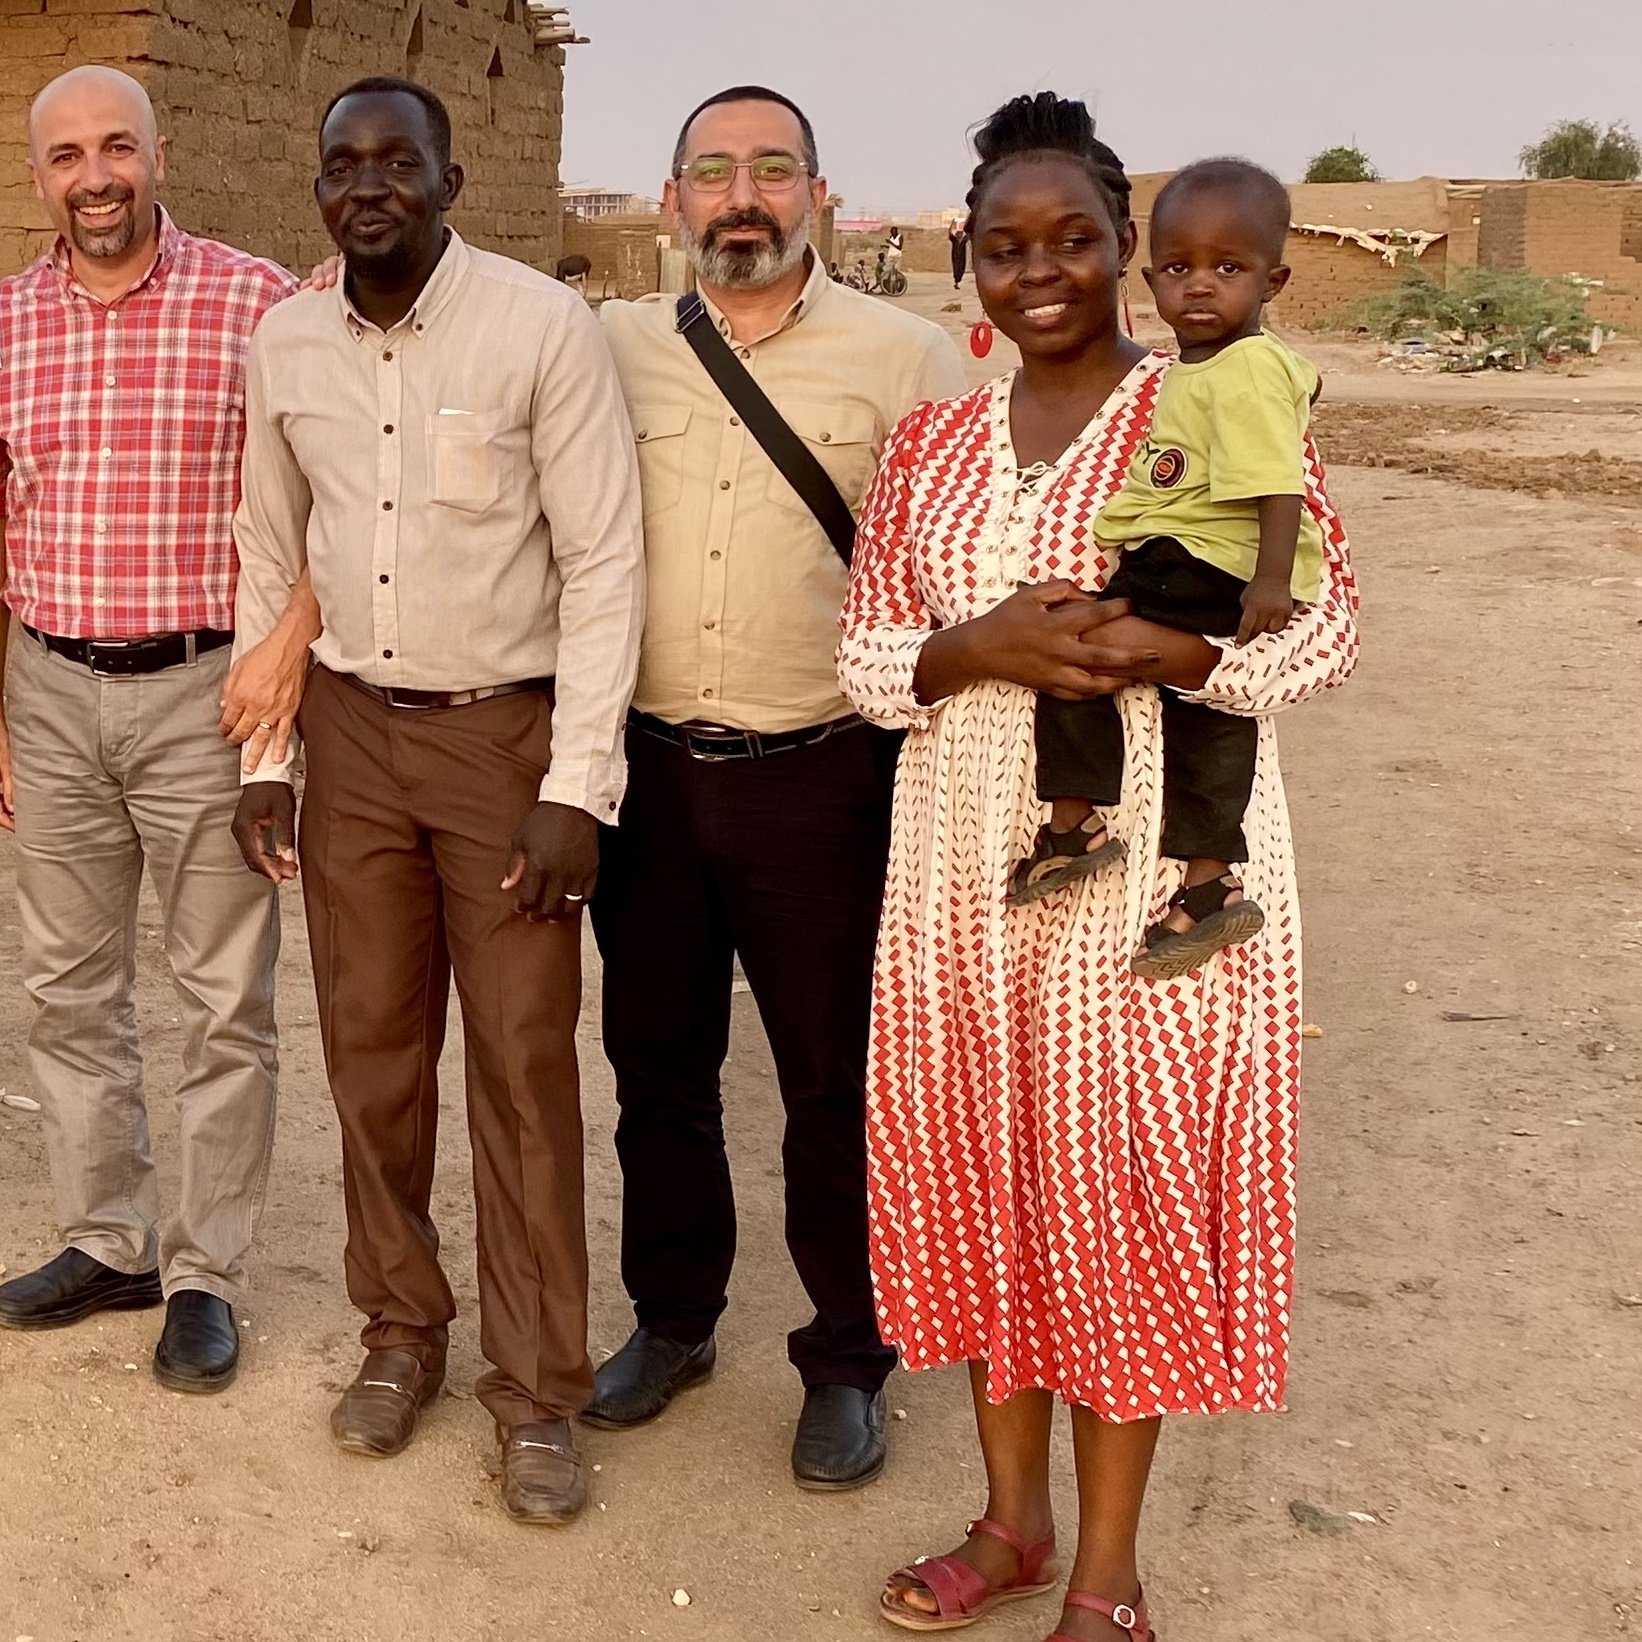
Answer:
[{"left": 561, "top": 0, "right": 1641, "bottom": 213}]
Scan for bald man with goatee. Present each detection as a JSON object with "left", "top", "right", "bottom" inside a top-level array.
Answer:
[{"left": 0, "top": 66, "right": 315, "bottom": 1391}]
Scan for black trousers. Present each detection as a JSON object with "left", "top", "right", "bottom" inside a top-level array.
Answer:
[
  {"left": 591, "top": 720, "right": 898, "bottom": 1393},
  {"left": 1036, "top": 537, "right": 1259, "bottom": 863}
]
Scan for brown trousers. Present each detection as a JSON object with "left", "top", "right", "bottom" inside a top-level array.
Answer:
[{"left": 297, "top": 665, "right": 591, "bottom": 1425}]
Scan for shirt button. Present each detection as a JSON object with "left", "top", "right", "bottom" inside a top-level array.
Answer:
[
  {"left": 820, "top": 432, "right": 832, "bottom": 443},
  {"left": 737, "top": 348, "right": 749, "bottom": 360},
  {"left": 382, "top": 500, "right": 393, "bottom": 511},
  {"left": 382, "top": 350, "right": 394, "bottom": 362},
  {"left": 710, "top": 550, "right": 722, "bottom": 561},
  {"left": 383, "top": 424, "right": 394, "bottom": 435},
  {"left": 94, "top": 520, "right": 107, "bottom": 533},
  {"left": 100, "top": 447, "right": 112, "bottom": 460},
  {"left": 103, "top": 374, "right": 116, "bottom": 387},
  {"left": 718, "top": 479, "right": 730, "bottom": 491},
  {"left": 636, "top": 429, "right": 647, "bottom": 441},
  {"left": 702, "top": 688, "right": 715, "bottom": 698},
  {"left": 704, "top": 620, "right": 716, "bottom": 631},
  {"left": 729, "top": 416, "right": 740, "bottom": 428},
  {"left": 382, "top": 649, "right": 393, "bottom": 659},
  {"left": 379, "top": 574, "right": 390, "bottom": 584}
]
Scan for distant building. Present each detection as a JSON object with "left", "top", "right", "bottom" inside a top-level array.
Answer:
[{"left": 562, "top": 186, "right": 659, "bottom": 219}]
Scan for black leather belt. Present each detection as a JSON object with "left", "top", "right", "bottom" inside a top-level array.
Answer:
[
  {"left": 629, "top": 709, "right": 866, "bottom": 762},
  {"left": 336, "top": 669, "right": 554, "bottom": 711},
  {"left": 23, "top": 624, "right": 233, "bottom": 677}
]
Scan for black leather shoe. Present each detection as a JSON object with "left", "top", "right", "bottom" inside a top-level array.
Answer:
[
  {"left": 581, "top": 1327, "right": 716, "bottom": 1429},
  {"left": 791, "top": 1384, "right": 887, "bottom": 1491},
  {"left": 0, "top": 1248, "right": 162, "bottom": 1330},
  {"left": 153, "top": 1291, "right": 239, "bottom": 1393}
]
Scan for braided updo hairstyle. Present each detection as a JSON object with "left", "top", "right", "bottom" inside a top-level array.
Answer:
[{"left": 964, "top": 92, "right": 1132, "bottom": 236}]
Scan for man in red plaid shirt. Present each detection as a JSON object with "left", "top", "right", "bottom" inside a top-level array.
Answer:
[{"left": 0, "top": 66, "right": 315, "bottom": 1391}]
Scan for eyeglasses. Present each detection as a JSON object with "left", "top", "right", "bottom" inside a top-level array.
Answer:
[{"left": 676, "top": 155, "right": 809, "bottom": 194}]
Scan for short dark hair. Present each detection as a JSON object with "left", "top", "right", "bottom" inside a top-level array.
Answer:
[
  {"left": 1152, "top": 157, "right": 1292, "bottom": 263},
  {"left": 671, "top": 84, "right": 819, "bottom": 177},
  {"left": 321, "top": 75, "right": 452, "bottom": 167},
  {"left": 965, "top": 92, "right": 1131, "bottom": 234}
]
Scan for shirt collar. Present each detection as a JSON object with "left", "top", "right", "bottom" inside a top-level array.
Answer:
[
  {"left": 339, "top": 226, "right": 470, "bottom": 340},
  {"left": 52, "top": 204, "right": 182, "bottom": 302},
  {"left": 696, "top": 246, "right": 829, "bottom": 347}
]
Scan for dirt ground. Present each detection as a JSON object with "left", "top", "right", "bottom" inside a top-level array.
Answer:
[{"left": 1, "top": 272, "right": 1638, "bottom": 1642}]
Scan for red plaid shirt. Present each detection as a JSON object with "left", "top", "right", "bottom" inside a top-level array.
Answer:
[{"left": 0, "top": 208, "right": 297, "bottom": 638}]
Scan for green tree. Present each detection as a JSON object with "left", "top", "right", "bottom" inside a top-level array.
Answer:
[
  {"left": 1304, "top": 144, "right": 1381, "bottom": 184},
  {"left": 1519, "top": 119, "right": 1640, "bottom": 181}
]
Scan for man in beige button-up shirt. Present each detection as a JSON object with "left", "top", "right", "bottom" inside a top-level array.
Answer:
[
  {"left": 585, "top": 84, "right": 965, "bottom": 1491},
  {"left": 229, "top": 77, "right": 643, "bottom": 1527}
]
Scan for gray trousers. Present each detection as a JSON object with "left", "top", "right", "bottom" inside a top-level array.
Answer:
[{"left": 5, "top": 628, "right": 280, "bottom": 1302}]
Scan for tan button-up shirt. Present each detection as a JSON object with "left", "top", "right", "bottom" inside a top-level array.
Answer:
[
  {"left": 600, "top": 253, "right": 966, "bottom": 732},
  {"left": 234, "top": 231, "right": 645, "bottom": 822}
]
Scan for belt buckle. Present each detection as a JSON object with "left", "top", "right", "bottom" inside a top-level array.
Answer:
[
  {"left": 382, "top": 687, "right": 435, "bottom": 711},
  {"left": 85, "top": 639, "right": 131, "bottom": 677},
  {"left": 683, "top": 725, "right": 755, "bottom": 762}
]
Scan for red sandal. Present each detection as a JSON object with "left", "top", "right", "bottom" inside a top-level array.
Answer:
[
  {"left": 1046, "top": 1587, "right": 1156, "bottom": 1641},
  {"left": 880, "top": 1517, "right": 1058, "bottom": 1632}
]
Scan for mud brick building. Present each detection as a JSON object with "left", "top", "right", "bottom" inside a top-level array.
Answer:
[{"left": 0, "top": 0, "right": 565, "bottom": 277}]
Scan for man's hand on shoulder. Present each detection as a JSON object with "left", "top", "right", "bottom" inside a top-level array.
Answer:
[{"left": 501, "top": 800, "right": 599, "bottom": 922}]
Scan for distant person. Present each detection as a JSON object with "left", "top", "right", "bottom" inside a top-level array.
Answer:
[
  {"left": 0, "top": 66, "right": 314, "bottom": 1393},
  {"left": 883, "top": 222, "right": 904, "bottom": 270},
  {"left": 1008, "top": 158, "right": 1325, "bottom": 984},
  {"left": 947, "top": 216, "right": 967, "bottom": 287},
  {"left": 839, "top": 93, "right": 1357, "bottom": 1638},
  {"left": 229, "top": 75, "right": 644, "bottom": 1526},
  {"left": 588, "top": 85, "right": 966, "bottom": 1492}
]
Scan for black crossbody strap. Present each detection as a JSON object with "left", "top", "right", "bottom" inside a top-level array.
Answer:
[{"left": 675, "top": 291, "right": 857, "bottom": 567}]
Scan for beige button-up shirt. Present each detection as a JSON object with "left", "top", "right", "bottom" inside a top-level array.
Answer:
[
  {"left": 234, "top": 231, "right": 644, "bottom": 821},
  {"left": 600, "top": 253, "right": 966, "bottom": 733}
]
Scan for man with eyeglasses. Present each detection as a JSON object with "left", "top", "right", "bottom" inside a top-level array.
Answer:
[{"left": 588, "top": 85, "right": 966, "bottom": 1490}]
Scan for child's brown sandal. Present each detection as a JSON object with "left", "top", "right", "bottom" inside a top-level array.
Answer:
[
  {"left": 1006, "top": 817, "right": 1125, "bottom": 908},
  {"left": 1130, "top": 873, "right": 1265, "bottom": 980}
]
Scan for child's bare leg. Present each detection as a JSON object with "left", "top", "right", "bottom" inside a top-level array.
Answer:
[{"left": 1049, "top": 797, "right": 1094, "bottom": 832}]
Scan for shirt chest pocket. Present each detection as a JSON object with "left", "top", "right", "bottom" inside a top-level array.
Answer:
[
  {"left": 631, "top": 403, "right": 691, "bottom": 517},
  {"left": 765, "top": 400, "right": 878, "bottom": 524},
  {"left": 425, "top": 407, "right": 515, "bottom": 514}
]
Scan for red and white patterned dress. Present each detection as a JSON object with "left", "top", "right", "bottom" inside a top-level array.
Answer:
[{"left": 838, "top": 354, "right": 1359, "bottom": 1420}]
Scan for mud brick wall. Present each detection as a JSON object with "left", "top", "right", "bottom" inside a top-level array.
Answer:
[
  {"left": 1266, "top": 233, "right": 1447, "bottom": 330},
  {"left": 1480, "top": 180, "right": 1642, "bottom": 328},
  {"left": 0, "top": 0, "right": 564, "bottom": 278},
  {"left": 559, "top": 211, "right": 660, "bottom": 298},
  {"left": 836, "top": 225, "right": 951, "bottom": 274}
]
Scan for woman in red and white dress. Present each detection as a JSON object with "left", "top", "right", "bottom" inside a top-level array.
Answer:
[{"left": 839, "top": 96, "right": 1359, "bottom": 1642}]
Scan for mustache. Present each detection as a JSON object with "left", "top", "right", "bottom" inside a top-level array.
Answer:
[
  {"left": 703, "top": 207, "right": 783, "bottom": 246},
  {"left": 67, "top": 185, "right": 134, "bottom": 210}
]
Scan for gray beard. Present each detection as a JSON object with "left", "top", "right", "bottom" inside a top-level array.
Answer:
[
  {"left": 67, "top": 196, "right": 140, "bottom": 260},
  {"left": 679, "top": 203, "right": 812, "bottom": 291}
]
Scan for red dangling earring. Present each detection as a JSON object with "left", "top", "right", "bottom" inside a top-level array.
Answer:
[{"left": 969, "top": 319, "right": 993, "bottom": 358}]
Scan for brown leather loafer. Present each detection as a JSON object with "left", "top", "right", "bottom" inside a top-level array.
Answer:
[
  {"left": 330, "top": 1348, "right": 444, "bottom": 1458},
  {"left": 499, "top": 1418, "right": 586, "bottom": 1525}
]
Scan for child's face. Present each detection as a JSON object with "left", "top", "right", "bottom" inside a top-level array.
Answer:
[{"left": 1144, "top": 191, "right": 1290, "bottom": 354}]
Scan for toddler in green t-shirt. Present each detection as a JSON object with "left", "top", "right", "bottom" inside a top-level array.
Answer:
[{"left": 1008, "top": 158, "right": 1325, "bottom": 981}]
